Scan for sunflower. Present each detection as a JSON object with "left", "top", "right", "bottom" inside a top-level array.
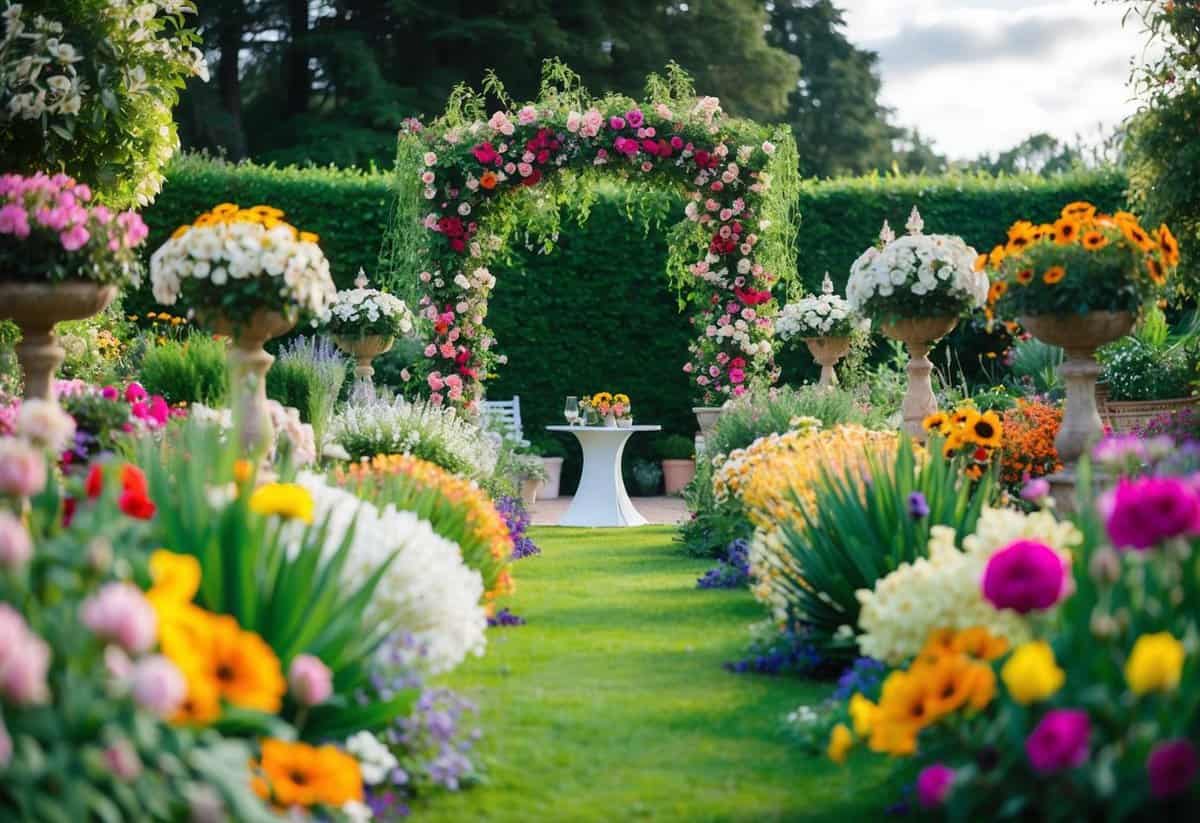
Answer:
[
  {"left": 1053, "top": 217, "right": 1080, "bottom": 245},
  {"left": 257, "top": 740, "right": 364, "bottom": 807},
  {"left": 987, "top": 281, "right": 1008, "bottom": 304},
  {"left": 1043, "top": 266, "right": 1066, "bottom": 285},
  {"left": 942, "top": 433, "right": 964, "bottom": 460},
  {"left": 1081, "top": 230, "right": 1109, "bottom": 251},
  {"left": 1015, "top": 267, "right": 1035, "bottom": 285},
  {"left": 187, "top": 614, "right": 286, "bottom": 713},
  {"left": 298, "top": 231, "right": 319, "bottom": 244},
  {"left": 973, "top": 253, "right": 988, "bottom": 272},
  {"left": 1120, "top": 221, "right": 1155, "bottom": 251},
  {"left": 914, "top": 655, "right": 977, "bottom": 719},
  {"left": 922, "top": 411, "right": 950, "bottom": 434},
  {"left": 1006, "top": 233, "right": 1033, "bottom": 254},
  {"left": 1158, "top": 224, "right": 1180, "bottom": 266},
  {"left": 249, "top": 483, "right": 315, "bottom": 524},
  {"left": 952, "top": 407, "right": 979, "bottom": 428},
  {"left": 952, "top": 627, "right": 1009, "bottom": 662},
  {"left": 1061, "top": 201, "right": 1096, "bottom": 220},
  {"left": 212, "top": 203, "right": 239, "bottom": 217},
  {"left": 987, "top": 244, "right": 1006, "bottom": 268},
  {"left": 1146, "top": 257, "right": 1167, "bottom": 285},
  {"left": 965, "top": 410, "right": 1003, "bottom": 448}
]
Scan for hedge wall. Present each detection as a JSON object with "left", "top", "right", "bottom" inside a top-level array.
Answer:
[{"left": 139, "top": 157, "right": 1129, "bottom": 459}]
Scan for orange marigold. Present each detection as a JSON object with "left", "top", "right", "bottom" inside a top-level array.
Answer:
[{"left": 999, "top": 400, "right": 1062, "bottom": 487}]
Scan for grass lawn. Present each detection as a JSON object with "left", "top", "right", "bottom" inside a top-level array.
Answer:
[{"left": 416, "top": 525, "right": 886, "bottom": 822}]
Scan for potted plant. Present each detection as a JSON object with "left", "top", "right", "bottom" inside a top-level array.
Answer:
[
  {"left": 657, "top": 434, "right": 697, "bottom": 495},
  {"left": 1098, "top": 308, "right": 1196, "bottom": 432},
  {"left": 529, "top": 436, "right": 568, "bottom": 499},
  {"left": 150, "top": 203, "right": 337, "bottom": 451},
  {"left": 983, "top": 201, "right": 1180, "bottom": 462},
  {"left": 0, "top": 173, "right": 148, "bottom": 402},
  {"left": 630, "top": 458, "right": 664, "bottom": 496},
  {"left": 776, "top": 272, "right": 869, "bottom": 389},
  {"left": 847, "top": 208, "right": 988, "bottom": 439},
  {"left": 510, "top": 450, "right": 549, "bottom": 507},
  {"left": 326, "top": 269, "right": 414, "bottom": 398}
]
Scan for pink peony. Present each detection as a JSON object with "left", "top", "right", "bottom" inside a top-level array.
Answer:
[
  {"left": 131, "top": 655, "right": 187, "bottom": 718},
  {"left": 0, "top": 438, "right": 47, "bottom": 497},
  {"left": 1147, "top": 739, "right": 1198, "bottom": 799},
  {"left": 0, "top": 511, "right": 32, "bottom": 569},
  {"left": 517, "top": 105, "right": 538, "bottom": 125},
  {"left": 728, "top": 368, "right": 746, "bottom": 385},
  {"left": 0, "top": 204, "right": 30, "bottom": 238},
  {"left": 0, "top": 604, "right": 51, "bottom": 705},
  {"left": 917, "top": 763, "right": 955, "bottom": 808},
  {"left": 981, "top": 539, "right": 1068, "bottom": 614},
  {"left": 1026, "top": 709, "right": 1090, "bottom": 774},
  {"left": 81, "top": 582, "right": 157, "bottom": 654},
  {"left": 1020, "top": 477, "right": 1051, "bottom": 503},
  {"left": 609, "top": 115, "right": 626, "bottom": 130}
]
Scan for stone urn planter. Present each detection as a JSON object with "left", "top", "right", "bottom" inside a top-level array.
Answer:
[
  {"left": 205, "top": 309, "right": 296, "bottom": 452},
  {"left": 335, "top": 334, "right": 394, "bottom": 389},
  {"left": 540, "top": 456, "right": 564, "bottom": 500},
  {"left": 519, "top": 476, "right": 543, "bottom": 508},
  {"left": 0, "top": 281, "right": 118, "bottom": 402},
  {"left": 1021, "top": 311, "right": 1134, "bottom": 463},
  {"left": 804, "top": 336, "right": 852, "bottom": 390},
  {"left": 692, "top": 406, "right": 723, "bottom": 437},
  {"left": 662, "top": 458, "right": 696, "bottom": 495},
  {"left": 880, "top": 315, "right": 959, "bottom": 440}
]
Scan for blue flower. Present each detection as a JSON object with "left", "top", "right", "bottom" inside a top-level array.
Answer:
[{"left": 907, "top": 491, "right": 930, "bottom": 519}]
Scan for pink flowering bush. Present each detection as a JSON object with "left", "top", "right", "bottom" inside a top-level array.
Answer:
[{"left": 0, "top": 172, "right": 148, "bottom": 285}]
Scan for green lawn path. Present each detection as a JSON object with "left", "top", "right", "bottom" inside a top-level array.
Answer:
[{"left": 417, "top": 526, "right": 886, "bottom": 822}]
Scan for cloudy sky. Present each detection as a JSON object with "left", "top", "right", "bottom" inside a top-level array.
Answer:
[{"left": 836, "top": 0, "right": 1153, "bottom": 160}]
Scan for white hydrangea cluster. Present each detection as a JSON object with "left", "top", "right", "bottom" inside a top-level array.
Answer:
[
  {"left": 775, "top": 273, "right": 868, "bottom": 341},
  {"left": 296, "top": 472, "right": 488, "bottom": 674},
  {"left": 854, "top": 506, "right": 1082, "bottom": 664},
  {"left": 149, "top": 217, "right": 337, "bottom": 324},
  {"left": 328, "top": 270, "right": 415, "bottom": 338},
  {"left": 330, "top": 396, "right": 500, "bottom": 479},
  {"left": 846, "top": 207, "right": 987, "bottom": 317}
]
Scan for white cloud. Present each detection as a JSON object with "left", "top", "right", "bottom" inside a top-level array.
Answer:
[{"left": 838, "top": 0, "right": 1150, "bottom": 159}]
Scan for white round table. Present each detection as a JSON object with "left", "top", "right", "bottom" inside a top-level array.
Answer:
[{"left": 546, "top": 425, "right": 662, "bottom": 527}]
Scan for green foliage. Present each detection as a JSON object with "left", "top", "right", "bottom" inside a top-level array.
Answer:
[
  {"left": 1100, "top": 337, "right": 1192, "bottom": 401},
  {"left": 775, "top": 437, "right": 997, "bottom": 662},
  {"left": 137, "top": 332, "right": 228, "bottom": 406},
  {"left": 265, "top": 336, "right": 348, "bottom": 452},
  {"left": 655, "top": 435, "right": 695, "bottom": 461},
  {"left": 137, "top": 421, "right": 413, "bottom": 741},
  {"left": 1009, "top": 337, "right": 1064, "bottom": 395}
]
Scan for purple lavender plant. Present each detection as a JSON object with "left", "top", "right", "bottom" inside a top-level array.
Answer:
[
  {"left": 697, "top": 538, "right": 750, "bottom": 589},
  {"left": 487, "top": 607, "right": 525, "bottom": 627},
  {"left": 832, "top": 657, "right": 886, "bottom": 701},
  {"left": 724, "top": 625, "right": 834, "bottom": 676},
  {"left": 496, "top": 495, "right": 540, "bottom": 559}
]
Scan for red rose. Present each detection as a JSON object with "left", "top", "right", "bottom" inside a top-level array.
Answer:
[
  {"left": 85, "top": 464, "right": 104, "bottom": 499},
  {"left": 119, "top": 490, "right": 156, "bottom": 520}
]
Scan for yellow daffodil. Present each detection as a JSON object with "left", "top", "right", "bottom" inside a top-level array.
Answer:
[{"left": 1125, "top": 632, "right": 1185, "bottom": 696}]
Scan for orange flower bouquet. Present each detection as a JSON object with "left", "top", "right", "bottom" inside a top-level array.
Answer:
[{"left": 998, "top": 400, "right": 1062, "bottom": 488}]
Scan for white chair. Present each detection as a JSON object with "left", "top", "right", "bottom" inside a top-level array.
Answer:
[{"left": 481, "top": 395, "right": 529, "bottom": 447}]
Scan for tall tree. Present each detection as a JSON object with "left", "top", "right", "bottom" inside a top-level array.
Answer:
[{"left": 764, "top": 0, "right": 895, "bottom": 178}]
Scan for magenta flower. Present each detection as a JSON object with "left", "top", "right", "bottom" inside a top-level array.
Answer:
[
  {"left": 81, "top": 582, "right": 157, "bottom": 655},
  {"left": 124, "top": 382, "right": 147, "bottom": 403},
  {"left": 608, "top": 115, "right": 626, "bottom": 130},
  {"left": 1020, "top": 477, "right": 1051, "bottom": 503},
  {"left": 917, "top": 763, "right": 955, "bottom": 808},
  {"left": 1102, "top": 476, "right": 1200, "bottom": 550},
  {"left": 625, "top": 108, "right": 645, "bottom": 128},
  {"left": 288, "top": 653, "right": 333, "bottom": 706},
  {"left": 982, "top": 540, "right": 1068, "bottom": 613},
  {"left": 1026, "top": 709, "right": 1090, "bottom": 774},
  {"left": 1147, "top": 739, "right": 1198, "bottom": 799},
  {"left": 0, "top": 203, "right": 29, "bottom": 238},
  {"left": 59, "top": 224, "right": 89, "bottom": 251}
]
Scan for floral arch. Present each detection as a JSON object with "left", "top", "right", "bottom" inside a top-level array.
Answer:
[{"left": 380, "top": 62, "right": 800, "bottom": 412}]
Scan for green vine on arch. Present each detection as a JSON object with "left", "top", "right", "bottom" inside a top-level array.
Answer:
[{"left": 379, "top": 59, "right": 800, "bottom": 410}]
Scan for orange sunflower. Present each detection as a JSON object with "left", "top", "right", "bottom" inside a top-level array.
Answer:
[
  {"left": 1015, "top": 267, "right": 1035, "bottom": 285},
  {"left": 1061, "top": 201, "right": 1096, "bottom": 220},
  {"left": 1120, "top": 221, "right": 1156, "bottom": 251},
  {"left": 987, "top": 281, "right": 1008, "bottom": 304},
  {"left": 1158, "top": 224, "right": 1180, "bottom": 266},
  {"left": 187, "top": 614, "right": 286, "bottom": 714},
  {"left": 1043, "top": 266, "right": 1066, "bottom": 285},
  {"left": 1081, "top": 230, "right": 1109, "bottom": 251},
  {"left": 1146, "top": 257, "right": 1167, "bottom": 285},
  {"left": 1053, "top": 217, "right": 1080, "bottom": 245}
]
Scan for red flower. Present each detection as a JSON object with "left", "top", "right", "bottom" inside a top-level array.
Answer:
[
  {"left": 454, "top": 348, "right": 472, "bottom": 366},
  {"left": 730, "top": 357, "right": 746, "bottom": 370},
  {"left": 62, "top": 497, "right": 77, "bottom": 528},
  {"left": 471, "top": 142, "right": 500, "bottom": 166},
  {"left": 695, "top": 149, "right": 710, "bottom": 167},
  {"left": 449, "top": 237, "right": 465, "bottom": 252},
  {"left": 641, "top": 139, "right": 660, "bottom": 156},
  {"left": 734, "top": 286, "right": 771, "bottom": 306},
  {"left": 117, "top": 464, "right": 156, "bottom": 520},
  {"left": 520, "top": 168, "right": 542, "bottom": 187},
  {"left": 85, "top": 464, "right": 104, "bottom": 499}
]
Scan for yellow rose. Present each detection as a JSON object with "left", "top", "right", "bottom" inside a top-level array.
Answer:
[
  {"left": 848, "top": 694, "right": 876, "bottom": 736},
  {"left": 1001, "top": 641, "right": 1064, "bottom": 705},
  {"left": 249, "top": 483, "right": 315, "bottom": 524},
  {"left": 827, "top": 722, "right": 853, "bottom": 765},
  {"left": 1125, "top": 632, "right": 1185, "bottom": 696}
]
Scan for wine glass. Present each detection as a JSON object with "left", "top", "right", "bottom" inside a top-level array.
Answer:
[{"left": 564, "top": 396, "right": 580, "bottom": 426}]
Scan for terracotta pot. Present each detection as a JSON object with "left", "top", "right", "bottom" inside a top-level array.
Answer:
[
  {"left": 335, "top": 334, "right": 394, "bottom": 395},
  {"left": 692, "top": 406, "right": 723, "bottom": 437},
  {"left": 1021, "top": 311, "right": 1134, "bottom": 463},
  {"left": 662, "top": 458, "right": 696, "bottom": 495},
  {"left": 0, "top": 280, "right": 118, "bottom": 402},
  {"left": 205, "top": 309, "right": 296, "bottom": 452},
  {"left": 804, "top": 336, "right": 852, "bottom": 389},
  {"left": 880, "top": 316, "right": 959, "bottom": 441},
  {"left": 540, "top": 456, "right": 564, "bottom": 499}
]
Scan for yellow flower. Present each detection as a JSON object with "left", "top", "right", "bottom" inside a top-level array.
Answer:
[
  {"left": 965, "top": 410, "right": 1003, "bottom": 449},
  {"left": 1053, "top": 217, "right": 1081, "bottom": 245},
  {"left": 250, "top": 483, "right": 315, "bottom": 524},
  {"left": 952, "top": 626, "right": 1009, "bottom": 662},
  {"left": 256, "top": 739, "right": 364, "bottom": 807},
  {"left": 827, "top": 723, "right": 853, "bottom": 765},
  {"left": 1061, "top": 201, "right": 1096, "bottom": 220},
  {"left": 148, "top": 550, "right": 201, "bottom": 607},
  {"left": 1081, "top": 230, "right": 1109, "bottom": 251},
  {"left": 1157, "top": 224, "right": 1180, "bottom": 266},
  {"left": 922, "top": 412, "right": 950, "bottom": 434},
  {"left": 1125, "top": 632, "right": 1185, "bottom": 696},
  {"left": 298, "top": 231, "right": 319, "bottom": 244},
  {"left": 849, "top": 694, "right": 876, "bottom": 737},
  {"left": 1001, "top": 641, "right": 1065, "bottom": 705}
]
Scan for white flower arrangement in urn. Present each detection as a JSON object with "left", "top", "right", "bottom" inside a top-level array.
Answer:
[
  {"left": 327, "top": 269, "right": 415, "bottom": 395},
  {"left": 847, "top": 208, "right": 988, "bottom": 438},
  {"left": 776, "top": 273, "right": 869, "bottom": 389}
]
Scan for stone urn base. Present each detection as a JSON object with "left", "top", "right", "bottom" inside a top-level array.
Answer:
[
  {"left": 692, "top": 406, "right": 723, "bottom": 437},
  {"left": 880, "top": 316, "right": 959, "bottom": 441},
  {"left": 1021, "top": 311, "right": 1134, "bottom": 463},
  {"left": 804, "top": 336, "right": 852, "bottom": 390},
  {"left": 335, "top": 334, "right": 394, "bottom": 400},
  {"left": 0, "top": 280, "right": 118, "bottom": 401},
  {"left": 205, "top": 309, "right": 296, "bottom": 452}
]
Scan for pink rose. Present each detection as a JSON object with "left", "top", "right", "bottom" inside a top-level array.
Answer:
[
  {"left": 131, "top": 655, "right": 187, "bottom": 717},
  {"left": 517, "top": 105, "right": 538, "bottom": 125},
  {"left": 566, "top": 111, "right": 582, "bottom": 132},
  {"left": 428, "top": 372, "right": 445, "bottom": 391},
  {"left": 288, "top": 654, "right": 333, "bottom": 706},
  {"left": 609, "top": 115, "right": 626, "bottom": 130},
  {"left": 0, "top": 438, "right": 47, "bottom": 497},
  {"left": 0, "top": 511, "right": 31, "bottom": 569},
  {"left": 81, "top": 582, "right": 157, "bottom": 655},
  {"left": 424, "top": 344, "right": 437, "bottom": 358},
  {"left": 0, "top": 605, "right": 51, "bottom": 705},
  {"left": 729, "top": 368, "right": 746, "bottom": 385}
]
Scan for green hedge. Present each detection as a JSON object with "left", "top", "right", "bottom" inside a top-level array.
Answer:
[{"left": 137, "top": 157, "right": 1129, "bottom": 467}]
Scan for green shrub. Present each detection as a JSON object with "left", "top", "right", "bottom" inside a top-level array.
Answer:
[
  {"left": 655, "top": 435, "right": 695, "bottom": 461},
  {"left": 1100, "top": 337, "right": 1192, "bottom": 401},
  {"left": 265, "top": 336, "right": 348, "bottom": 450},
  {"left": 137, "top": 332, "right": 228, "bottom": 406}
]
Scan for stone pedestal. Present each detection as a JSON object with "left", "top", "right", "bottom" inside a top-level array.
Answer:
[
  {"left": 206, "top": 310, "right": 296, "bottom": 453},
  {"left": 804, "top": 336, "right": 851, "bottom": 390},
  {"left": 880, "top": 316, "right": 958, "bottom": 441}
]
